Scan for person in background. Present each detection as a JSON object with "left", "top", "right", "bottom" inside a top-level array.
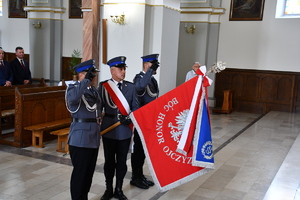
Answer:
[
  {"left": 10, "top": 46, "right": 32, "bottom": 85},
  {"left": 98, "top": 56, "right": 138, "bottom": 200},
  {"left": 66, "top": 59, "right": 102, "bottom": 200},
  {"left": 0, "top": 47, "right": 13, "bottom": 86},
  {"left": 130, "top": 54, "right": 160, "bottom": 189},
  {"left": 185, "top": 62, "right": 204, "bottom": 82}
]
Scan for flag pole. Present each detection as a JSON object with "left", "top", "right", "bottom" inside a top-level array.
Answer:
[{"left": 100, "top": 121, "right": 121, "bottom": 135}]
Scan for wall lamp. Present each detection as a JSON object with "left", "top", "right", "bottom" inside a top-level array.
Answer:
[
  {"left": 110, "top": 14, "right": 125, "bottom": 25},
  {"left": 185, "top": 24, "right": 196, "bottom": 34},
  {"left": 32, "top": 21, "right": 42, "bottom": 29}
]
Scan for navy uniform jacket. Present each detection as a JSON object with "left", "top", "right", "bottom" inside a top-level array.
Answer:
[
  {"left": 66, "top": 79, "right": 102, "bottom": 148},
  {"left": 10, "top": 58, "right": 32, "bottom": 85},
  {"left": 98, "top": 80, "right": 139, "bottom": 140},
  {"left": 133, "top": 68, "right": 159, "bottom": 106},
  {"left": 0, "top": 60, "right": 13, "bottom": 86}
]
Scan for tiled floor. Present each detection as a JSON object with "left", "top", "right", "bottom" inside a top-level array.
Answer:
[{"left": 1, "top": 111, "right": 300, "bottom": 200}]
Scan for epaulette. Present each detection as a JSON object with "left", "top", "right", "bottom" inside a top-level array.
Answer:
[
  {"left": 123, "top": 80, "right": 134, "bottom": 85},
  {"left": 100, "top": 80, "right": 109, "bottom": 85},
  {"left": 68, "top": 83, "right": 76, "bottom": 87}
]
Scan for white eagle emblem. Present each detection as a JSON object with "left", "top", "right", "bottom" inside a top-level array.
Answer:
[{"left": 168, "top": 109, "right": 189, "bottom": 143}]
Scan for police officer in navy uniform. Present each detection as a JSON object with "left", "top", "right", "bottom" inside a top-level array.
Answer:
[
  {"left": 66, "top": 59, "right": 101, "bottom": 200},
  {"left": 130, "top": 54, "right": 160, "bottom": 189},
  {"left": 98, "top": 56, "right": 138, "bottom": 200}
]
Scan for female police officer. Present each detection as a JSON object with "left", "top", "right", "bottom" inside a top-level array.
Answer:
[{"left": 66, "top": 59, "right": 101, "bottom": 200}]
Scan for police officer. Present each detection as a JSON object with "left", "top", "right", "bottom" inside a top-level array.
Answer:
[
  {"left": 130, "top": 54, "right": 160, "bottom": 189},
  {"left": 66, "top": 59, "right": 101, "bottom": 200},
  {"left": 98, "top": 56, "right": 139, "bottom": 200}
]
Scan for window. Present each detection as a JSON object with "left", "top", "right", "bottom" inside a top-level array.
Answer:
[
  {"left": 276, "top": 0, "right": 300, "bottom": 18},
  {"left": 0, "top": 0, "right": 2, "bottom": 16},
  {"left": 285, "top": 0, "right": 300, "bottom": 14}
]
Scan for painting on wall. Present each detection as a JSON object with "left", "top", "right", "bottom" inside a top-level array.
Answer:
[
  {"left": 32, "top": 0, "right": 48, "bottom": 3},
  {"left": 229, "top": 0, "right": 265, "bottom": 21},
  {"left": 180, "top": 0, "right": 206, "bottom": 2},
  {"left": 69, "top": 0, "right": 82, "bottom": 18},
  {"left": 9, "top": 0, "right": 27, "bottom": 18}
]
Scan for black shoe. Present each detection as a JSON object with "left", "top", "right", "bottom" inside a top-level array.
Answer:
[
  {"left": 100, "top": 189, "right": 113, "bottom": 200},
  {"left": 130, "top": 177, "right": 149, "bottom": 189},
  {"left": 114, "top": 188, "right": 128, "bottom": 200},
  {"left": 141, "top": 176, "right": 154, "bottom": 186},
  {"left": 1, "top": 118, "right": 7, "bottom": 124}
]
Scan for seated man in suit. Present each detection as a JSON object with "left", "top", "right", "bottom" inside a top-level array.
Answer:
[
  {"left": 0, "top": 47, "right": 13, "bottom": 86},
  {"left": 10, "top": 46, "right": 32, "bottom": 85}
]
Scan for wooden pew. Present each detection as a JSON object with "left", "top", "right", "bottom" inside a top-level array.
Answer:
[
  {"left": 0, "top": 79, "right": 48, "bottom": 138},
  {"left": 0, "top": 85, "right": 66, "bottom": 117},
  {"left": 0, "top": 78, "right": 47, "bottom": 91},
  {"left": 0, "top": 78, "right": 48, "bottom": 113},
  {"left": 50, "top": 127, "right": 70, "bottom": 153},
  {"left": 0, "top": 85, "right": 66, "bottom": 134},
  {"left": 11, "top": 87, "right": 70, "bottom": 148},
  {"left": 25, "top": 119, "right": 70, "bottom": 148}
]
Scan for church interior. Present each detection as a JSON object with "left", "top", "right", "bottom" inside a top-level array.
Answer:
[{"left": 1, "top": 0, "right": 300, "bottom": 199}]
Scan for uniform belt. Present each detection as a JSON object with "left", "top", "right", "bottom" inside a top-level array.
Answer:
[
  {"left": 72, "top": 118, "right": 98, "bottom": 123},
  {"left": 104, "top": 114, "right": 115, "bottom": 118}
]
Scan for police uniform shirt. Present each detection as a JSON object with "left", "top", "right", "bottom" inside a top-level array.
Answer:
[
  {"left": 98, "top": 79, "right": 139, "bottom": 140},
  {"left": 67, "top": 79, "right": 101, "bottom": 148},
  {"left": 133, "top": 68, "right": 159, "bottom": 106}
]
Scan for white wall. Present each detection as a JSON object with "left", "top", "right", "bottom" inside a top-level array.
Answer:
[
  {"left": 98, "top": 3, "right": 146, "bottom": 83},
  {"left": 0, "top": 0, "right": 82, "bottom": 57},
  {"left": 218, "top": 0, "right": 300, "bottom": 72},
  {"left": 61, "top": 0, "right": 82, "bottom": 57},
  {"left": 0, "top": 1, "right": 29, "bottom": 53},
  {"left": 99, "top": 2, "right": 181, "bottom": 96},
  {"left": 159, "top": 7, "right": 180, "bottom": 94}
]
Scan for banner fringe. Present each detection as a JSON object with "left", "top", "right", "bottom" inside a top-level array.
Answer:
[
  {"left": 192, "top": 89, "right": 205, "bottom": 165},
  {"left": 192, "top": 87, "right": 215, "bottom": 169},
  {"left": 159, "top": 168, "right": 213, "bottom": 192},
  {"left": 192, "top": 161, "right": 215, "bottom": 169}
]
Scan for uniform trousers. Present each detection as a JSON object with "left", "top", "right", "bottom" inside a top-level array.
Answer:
[
  {"left": 69, "top": 145, "right": 99, "bottom": 200},
  {"left": 131, "top": 129, "right": 145, "bottom": 172},
  {"left": 102, "top": 137, "right": 131, "bottom": 181}
]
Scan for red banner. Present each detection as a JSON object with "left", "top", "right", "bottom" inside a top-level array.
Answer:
[{"left": 130, "top": 75, "right": 214, "bottom": 192}]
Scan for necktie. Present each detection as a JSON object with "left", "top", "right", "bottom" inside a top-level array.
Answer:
[
  {"left": 118, "top": 82, "right": 122, "bottom": 90},
  {"left": 0, "top": 61, "right": 4, "bottom": 70},
  {"left": 21, "top": 60, "right": 26, "bottom": 70}
]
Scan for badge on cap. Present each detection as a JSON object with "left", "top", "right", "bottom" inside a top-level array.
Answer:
[
  {"left": 107, "top": 56, "right": 127, "bottom": 67},
  {"left": 73, "top": 59, "right": 99, "bottom": 73},
  {"left": 141, "top": 54, "right": 159, "bottom": 62}
]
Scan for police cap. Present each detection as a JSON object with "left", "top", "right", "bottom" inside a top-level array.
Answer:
[
  {"left": 73, "top": 59, "right": 100, "bottom": 73},
  {"left": 141, "top": 54, "right": 159, "bottom": 62},
  {"left": 107, "top": 56, "right": 127, "bottom": 68}
]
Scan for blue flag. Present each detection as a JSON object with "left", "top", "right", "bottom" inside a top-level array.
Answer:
[{"left": 192, "top": 96, "right": 215, "bottom": 168}]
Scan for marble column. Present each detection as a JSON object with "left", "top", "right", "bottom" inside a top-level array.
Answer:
[
  {"left": 82, "top": 0, "right": 100, "bottom": 70},
  {"left": 178, "top": 5, "right": 226, "bottom": 105},
  {"left": 24, "top": 1, "right": 65, "bottom": 82}
]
